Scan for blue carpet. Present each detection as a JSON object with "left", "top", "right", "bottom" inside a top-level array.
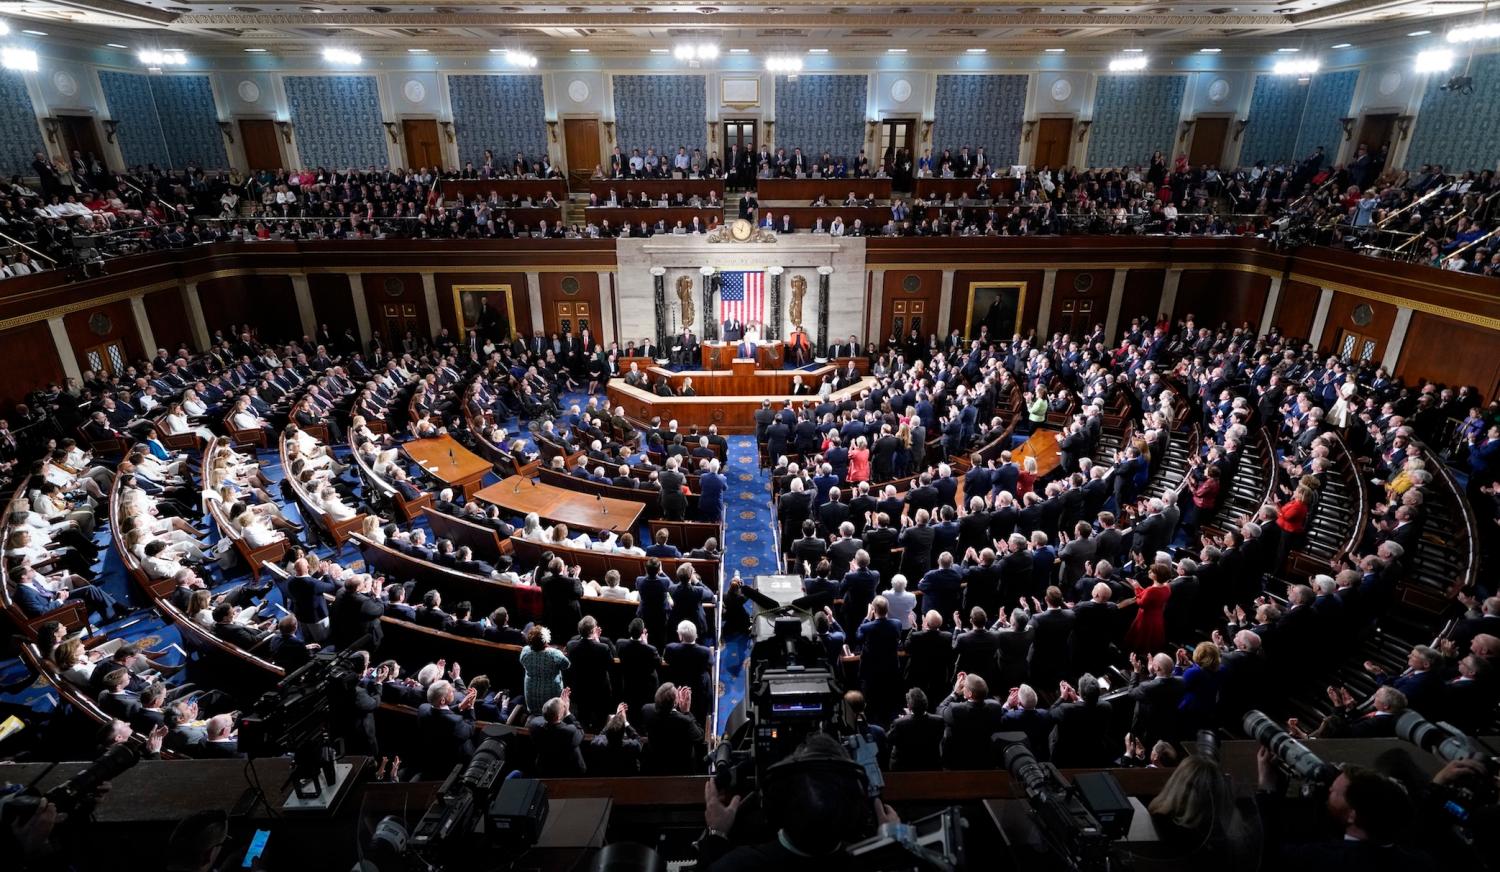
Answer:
[{"left": 715, "top": 435, "right": 776, "bottom": 735}]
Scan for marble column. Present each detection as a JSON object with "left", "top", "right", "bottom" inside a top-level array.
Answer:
[
  {"left": 1382, "top": 307, "right": 1414, "bottom": 372},
  {"left": 867, "top": 269, "right": 885, "bottom": 344},
  {"left": 129, "top": 294, "right": 158, "bottom": 356},
  {"left": 937, "top": 270, "right": 955, "bottom": 339},
  {"left": 289, "top": 274, "right": 317, "bottom": 338},
  {"left": 596, "top": 271, "right": 616, "bottom": 346},
  {"left": 525, "top": 272, "right": 544, "bottom": 333},
  {"left": 47, "top": 316, "right": 82, "bottom": 382},
  {"left": 1258, "top": 275, "right": 1283, "bottom": 339},
  {"left": 700, "top": 267, "right": 718, "bottom": 341},
  {"left": 1103, "top": 269, "right": 1127, "bottom": 345},
  {"left": 1308, "top": 287, "right": 1335, "bottom": 349},
  {"left": 180, "top": 282, "right": 211, "bottom": 351},
  {"left": 1036, "top": 268, "right": 1058, "bottom": 337},
  {"left": 650, "top": 267, "right": 667, "bottom": 350},
  {"left": 816, "top": 266, "right": 832, "bottom": 349},
  {"left": 767, "top": 267, "right": 784, "bottom": 341},
  {"left": 419, "top": 272, "right": 442, "bottom": 339},
  {"left": 1159, "top": 268, "right": 1183, "bottom": 321},
  {"left": 348, "top": 274, "right": 373, "bottom": 349}
]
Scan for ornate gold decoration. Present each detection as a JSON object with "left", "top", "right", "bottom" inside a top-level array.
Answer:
[
  {"left": 547, "top": 120, "right": 559, "bottom": 144},
  {"left": 1177, "top": 119, "right": 1195, "bottom": 145},
  {"left": 1075, "top": 120, "right": 1092, "bottom": 142},
  {"left": 440, "top": 121, "right": 455, "bottom": 143},
  {"left": 217, "top": 121, "right": 235, "bottom": 144},
  {"left": 708, "top": 219, "right": 776, "bottom": 243},
  {"left": 382, "top": 121, "right": 399, "bottom": 143},
  {"left": 921, "top": 120, "right": 933, "bottom": 143},
  {"left": 602, "top": 121, "right": 614, "bottom": 145},
  {"left": 1233, "top": 118, "right": 1249, "bottom": 142},
  {"left": 789, "top": 274, "right": 807, "bottom": 327},
  {"left": 41, "top": 117, "right": 59, "bottom": 144},
  {"left": 675, "top": 275, "right": 696, "bottom": 328}
]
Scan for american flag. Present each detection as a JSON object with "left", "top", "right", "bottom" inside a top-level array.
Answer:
[{"left": 718, "top": 271, "right": 765, "bottom": 327}]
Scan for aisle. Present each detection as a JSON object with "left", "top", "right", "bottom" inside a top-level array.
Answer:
[{"left": 714, "top": 434, "right": 776, "bottom": 736}]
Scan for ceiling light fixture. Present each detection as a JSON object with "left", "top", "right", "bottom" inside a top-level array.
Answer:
[
  {"left": 1200, "top": 47, "right": 1222, "bottom": 53},
  {"left": 650, "top": 48, "right": 668, "bottom": 53},
  {"left": 1447, "top": 22, "right": 1500, "bottom": 43},
  {"left": 1331, "top": 42, "right": 1352, "bottom": 48},
  {"left": 323, "top": 47, "right": 362, "bottom": 65},
  {"left": 569, "top": 48, "right": 590, "bottom": 53},
  {"left": 673, "top": 42, "right": 719, "bottom": 61},
  {"left": 1044, "top": 47, "right": 1066, "bottom": 53},
  {"left": 888, "top": 48, "right": 907, "bottom": 53},
  {"left": 1, "top": 47, "right": 37, "bottom": 71},
  {"left": 729, "top": 48, "right": 749, "bottom": 53},
  {"left": 138, "top": 49, "right": 187, "bottom": 66},
  {"left": 1276, "top": 47, "right": 1299, "bottom": 52},
  {"left": 1122, "top": 47, "right": 1144, "bottom": 53},
  {"left": 107, "top": 43, "right": 129, "bottom": 49},
  {"left": 502, "top": 49, "right": 537, "bottom": 67},
  {"left": 407, "top": 48, "right": 428, "bottom": 53},
  {"left": 1414, "top": 48, "right": 1453, "bottom": 72},
  {"left": 0, "top": 22, "right": 8, "bottom": 37},
  {"left": 1108, "top": 55, "right": 1148, "bottom": 71},
  {"left": 1407, "top": 30, "right": 1431, "bottom": 36},
  {"left": 243, "top": 47, "right": 268, "bottom": 52},
  {"left": 765, "top": 54, "right": 804, "bottom": 72},
  {"left": 21, "top": 30, "right": 46, "bottom": 36},
  {"left": 1273, "top": 58, "right": 1319, "bottom": 75},
  {"left": 808, "top": 47, "right": 828, "bottom": 53},
  {"left": 967, "top": 48, "right": 988, "bottom": 53}
]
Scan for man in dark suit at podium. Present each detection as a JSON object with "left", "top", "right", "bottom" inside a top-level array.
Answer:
[{"left": 722, "top": 318, "right": 744, "bottom": 342}]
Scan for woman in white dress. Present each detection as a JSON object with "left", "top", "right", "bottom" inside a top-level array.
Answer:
[{"left": 163, "top": 401, "right": 214, "bottom": 443}]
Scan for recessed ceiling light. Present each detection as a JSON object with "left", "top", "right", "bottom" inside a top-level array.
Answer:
[
  {"left": 808, "top": 47, "right": 828, "bottom": 53},
  {"left": 569, "top": 48, "right": 589, "bottom": 52},
  {"left": 1407, "top": 30, "right": 1430, "bottom": 36},
  {"left": 729, "top": 48, "right": 749, "bottom": 53},
  {"left": 488, "top": 48, "right": 505, "bottom": 53},
  {"left": 1277, "top": 47, "right": 1299, "bottom": 52},
  {"left": 1331, "top": 42, "right": 1352, "bottom": 48},
  {"left": 650, "top": 48, "right": 668, "bottom": 53},
  {"left": 244, "top": 47, "right": 268, "bottom": 52},
  {"left": 408, "top": 48, "right": 428, "bottom": 53},
  {"left": 1200, "top": 47, "right": 1222, "bottom": 53},
  {"left": 887, "top": 48, "right": 907, "bottom": 53},
  {"left": 1044, "top": 47, "right": 1066, "bottom": 53},
  {"left": 22, "top": 30, "right": 47, "bottom": 36},
  {"left": 106, "top": 43, "right": 128, "bottom": 49},
  {"left": 1122, "top": 47, "right": 1144, "bottom": 53},
  {"left": 966, "top": 48, "right": 988, "bottom": 53}
]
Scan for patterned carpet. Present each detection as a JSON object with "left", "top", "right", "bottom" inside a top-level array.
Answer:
[{"left": 714, "top": 434, "right": 776, "bottom": 735}]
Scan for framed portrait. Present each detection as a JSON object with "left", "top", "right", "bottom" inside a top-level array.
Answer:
[
  {"left": 452, "top": 284, "right": 518, "bottom": 342},
  {"left": 964, "top": 281, "right": 1027, "bottom": 341}
]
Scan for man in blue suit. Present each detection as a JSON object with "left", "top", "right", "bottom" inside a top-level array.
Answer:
[
  {"left": 14, "top": 564, "right": 124, "bottom": 622},
  {"left": 669, "top": 566, "right": 718, "bottom": 641},
  {"left": 838, "top": 551, "right": 881, "bottom": 642},
  {"left": 286, "top": 557, "right": 340, "bottom": 643},
  {"left": 919, "top": 552, "right": 966, "bottom": 626},
  {"left": 635, "top": 559, "right": 673, "bottom": 643},
  {"left": 698, "top": 459, "right": 726, "bottom": 521}
]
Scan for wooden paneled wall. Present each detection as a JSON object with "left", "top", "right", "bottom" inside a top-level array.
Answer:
[
  {"left": 0, "top": 322, "right": 66, "bottom": 409},
  {"left": 1173, "top": 269, "right": 1270, "bottom": 330}
]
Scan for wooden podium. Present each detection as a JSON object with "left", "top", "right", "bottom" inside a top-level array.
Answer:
[{"left": 701, "top": 341, "right": 785, "bottom": 370}]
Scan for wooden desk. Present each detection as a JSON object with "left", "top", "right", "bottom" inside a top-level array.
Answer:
[
  {"left": 403, "top": 434, "right": 492, "bottom": 500},
  {"left": 757, "top": 178, "right": 892, "bottom": 202},
  {"left": 914, "top": 177, "right": 1017, "bottom": 200},
  {"left": 583, "top": 207, "right": 722, "bottom": 230},
  {"left": 494, "top": 206, "right": 564, "bottom": 227},
  {"left": 1011, "top": 427, "right": 1062, "bottom": 480},
  {"left": 607, "top": 366, "right": 872, "bottom": 432},
  {"left": 476, "top": 475, "right": 645, "bottom": 534},
  {"left": 580, "top": 178, "right": 725, "bottom": 198},
  {"left": 443, "top": 179, "right": 569, "bottom": 201}
]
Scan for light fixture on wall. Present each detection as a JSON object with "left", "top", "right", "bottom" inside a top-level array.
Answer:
[
  {"left": 1107, "top": 55, "right": 1148, "bottom": 71},
  {"left": 1414, "top": 48, "right": 1454, "bottom": 73},
  {"left": 1, "top": 46, "right": 37, "bottom": 71},
  {"left": 673, "top": 42, "right": 719, "bottom": 63},
  {"left": 765, "top": 55, "right": 803, "bottom": 72},
  {"left": 1447, "top": 22, "right": 1500, "bottom": 43},
  {"left": 500, "top": 49, "right": 537, "bottom": 67},
  {"left": 1273, "top": 58, "right": 1319, "bottom": 75},
  {"left": 323, "top": 47, "right": 362, "bottom": 66}
]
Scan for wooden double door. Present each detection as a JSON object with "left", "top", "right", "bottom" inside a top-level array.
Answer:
[
  {"left": 402, "top": 119, "right": 444, "bottom": 170},
  {"left": 1034, "top": 118, "right": 1073, "bottom": 169},
  {"left": 238, "top": 119, "right": 283, "bottom": 171}
]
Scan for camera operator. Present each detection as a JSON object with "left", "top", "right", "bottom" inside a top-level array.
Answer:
[
  {"left": 697, "top": 732, "right": 899, "bottom": 871},
  {"left": 1254, "top": 746, "right": 1438, "bottom": 871}
]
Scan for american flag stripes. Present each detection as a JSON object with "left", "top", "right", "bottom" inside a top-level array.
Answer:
[{"left": 718, "top": 271, "right": 765, "bottom": 327}]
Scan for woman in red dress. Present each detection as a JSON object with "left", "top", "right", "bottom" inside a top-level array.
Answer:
[
  {"left": 847, "top": 436, "right": 871, "bottom": 484},
  {"left": 1124, "top": 563, "right": 1173, "bottom": 655}
]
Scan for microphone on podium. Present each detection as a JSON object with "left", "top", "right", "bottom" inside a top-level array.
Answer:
[{"left": 596, "top": 492, "right": 607, "bottom": 515}]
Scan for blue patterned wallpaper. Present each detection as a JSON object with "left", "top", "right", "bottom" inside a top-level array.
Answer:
[
  {"left": 150, "top": 75, "right": 229, "bottom": 169},
  {"left": 448, "top": 74, "right": 547, "bottom": 167},
  {"left": 282, "top": 75, "right": 388, "bottom": 169},
  {"left": 933, "top": 74, "right": 1029, "bottom": 165},
  {"left": 774, "top": 74, "right": 868, "bottom": 160},
  {"left": 612, "top": 75, "right": 706, "bottom": 155},
  {"left": 1239, "top": 75, "right": 1305, "bottom": 167},
  {"left": 1084, "top": 74, "right": 1186, "bottom": 168},
  {"left": 1293, "top": 69, "right": 1358, "bottom": 161},
  {"left": 1408, "top": 52, "right": 1500, "bottom": 173},
  {"left": 98, "top": 70, "right": 171, "bottom": 169},
  {"left": 0, "top": 71, "right": 41, "bottom": 178}
]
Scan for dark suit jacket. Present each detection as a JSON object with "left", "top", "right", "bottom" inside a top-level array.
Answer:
[
  {"left": 415, "top": 704, "right": 475, "bottom": 779},
  {"left": 937, "top": 694, "right": 1006, "bottom": 769}
]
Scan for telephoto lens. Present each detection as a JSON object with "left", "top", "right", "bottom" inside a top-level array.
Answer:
[{"left": 1243, "top": 710, "right": 1339, "bottom": 786}]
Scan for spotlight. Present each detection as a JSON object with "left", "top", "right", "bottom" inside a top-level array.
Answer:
[
  {"left": 138, "top": 49, "right": 187, "bottom": 66},
  {"left": 1, "top": 47, "right": 37, "bottom": 71},
  {"left": 323, "top": 47, "right": 362, "bottom": 66},
  {"left": 1448, "top": 22, "right": 1500, "bottom": 43},
  {"left": 502, "top": 49, "right": 537, "bottom": 68},
  {"left": 1108, "top": 55, "right": 1148, "bottom": 71},
  {"left": 765, "top": 55, "right": 803, "bottom": 72},
  {"left": 1273, "top": 58, "right": 1319, "bottom": 75},
  {"left": 1414, "top": 48, "right": 1454, "bottom": 73}
]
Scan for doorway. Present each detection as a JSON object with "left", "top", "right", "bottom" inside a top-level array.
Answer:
[
  {"left": 1357, "top": 113, "right": 1399, "bottom": 159},
  {"left": 81, "top": 341, "right": 127, "bottom": 379},
  {"left": 238, "top": 119, "right": 282, "bottom": 171},
  {"left": 1034, "top": 118, "right": 1074, "bottom": 170},
  {"left": 880, "top": 119, "right": 916, "bottom": 173},
  {"left": 378, "top": 302, "right": 423, "bottom": 348},
  {"left": 1335, "top": 329, "right": 1379, "bottom": 364},
  {"left": 1053, "top": 299, "right": 1095, "bottom": 339},
  {"left": 56, "top": 115, "right": 105, "bottom": 167},
  {"left": 547, "top": 300, "right": 592, "bottom": 337},
  {"left": 401, "top": 119, "right": 443, "bottom": 170},
  {"left": 1188, "top": 117, "right": 1230, "bottom": 168},
  {"left": 563, "top": 118, "right": 601, "bottom": 188},
  {"left": 723, "top": 119, "right": 756, "bottom": 185}
]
